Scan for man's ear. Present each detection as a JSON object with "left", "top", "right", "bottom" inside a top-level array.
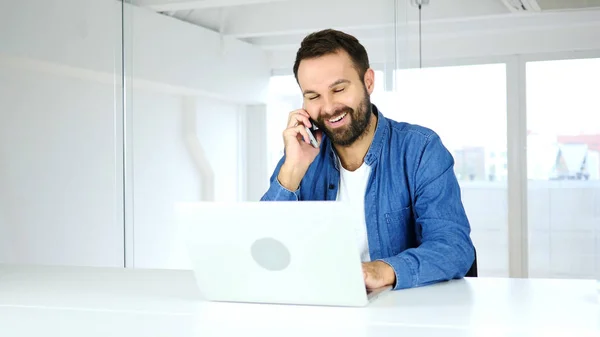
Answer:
[{"left": 363, "top": 68, "right": 375, "bottom": 94}]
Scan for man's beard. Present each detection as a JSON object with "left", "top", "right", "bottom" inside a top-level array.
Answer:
[{"left": 316, "top": 89, "right": 372, "bottom": 147}]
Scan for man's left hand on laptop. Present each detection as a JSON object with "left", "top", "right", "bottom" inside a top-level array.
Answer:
[{"left": 362, "top": 261, "right": 395, "bottom": 289}]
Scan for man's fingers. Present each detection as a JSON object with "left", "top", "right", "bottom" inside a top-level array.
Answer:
[
  {"left": 287, "top": 113, "right": 312, "bottom": 129},
  {"left": 287, "top": 110, "right": 311, "bottom": 128},
  {"left": 362, "top": 263, "right": 383, "bottom": 289},
  {"left": 362, "top": 264, "right": 370, "bottom": 282},
  {"left": 292, "top": 109, "right": 310, "bottom": 118},
  {"left": 364, "top": 272, "right": 376, "bottom": 289},
  {"left": 283, "top": 125, "right": 311, "bottom": 144},
  {"left": 296, "top": 125, "right": 312, "bottom": 144}
]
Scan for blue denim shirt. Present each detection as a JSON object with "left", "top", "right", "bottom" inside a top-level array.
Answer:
[{"left": 261, "top": 104, "right": 475, "bottom": 290}]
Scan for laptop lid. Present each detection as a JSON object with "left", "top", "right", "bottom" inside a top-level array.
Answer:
[{"left": 175, "top": 201, "right": 371, "bottom": 307}]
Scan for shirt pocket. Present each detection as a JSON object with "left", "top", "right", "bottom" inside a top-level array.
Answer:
[{"left": 384, "top": 206, "right": 413, "bottom": 255}]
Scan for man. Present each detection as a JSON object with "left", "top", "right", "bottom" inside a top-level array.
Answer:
[{"left": 260, "top": 29, "right": 475, "bottom": 291}]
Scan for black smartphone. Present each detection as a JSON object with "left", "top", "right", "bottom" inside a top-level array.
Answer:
[
  {"left": 309, "top": 118, "right": 319, "bottom": 131},
  {"left": 306, "top": 118, "right": 319, "bottom": 148}
]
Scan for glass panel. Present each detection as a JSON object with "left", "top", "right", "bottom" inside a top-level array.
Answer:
[
  {"left": 125, "top": 0, "right": 278, "bottom": 268},
  {"left": 0, "top": 0, "right": 124, "bottom": 266},
  {"left": 373, "top": 64, "right": 509, "bottom": 277},
  {"left": 526, "top": 57, "right": 600, "bottom": 280}
]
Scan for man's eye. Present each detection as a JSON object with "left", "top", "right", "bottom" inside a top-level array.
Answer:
[
  {"left": 333, "top": 88, "right": 344, "bottom": 93},
  {"left": 309, "top": 95, "right": 319, "bottom": 100}
]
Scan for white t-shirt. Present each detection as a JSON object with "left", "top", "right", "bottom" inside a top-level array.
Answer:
[{"left": 336, "top": 161, "right": 371, "bottom": 262}]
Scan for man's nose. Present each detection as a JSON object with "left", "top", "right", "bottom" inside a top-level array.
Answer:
[{"left": 322, "top": 95, "right": 335, "bottom": 115}]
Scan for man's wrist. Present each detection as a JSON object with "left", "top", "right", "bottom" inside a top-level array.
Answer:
[
  {"left": 277, "top": 162, "right": 307, "bottom": 191},
  {"left": 377, "top": 260, "right": 396, "bottom": 287}
]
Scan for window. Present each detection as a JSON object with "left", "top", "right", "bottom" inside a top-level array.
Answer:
[
  {"left": 373, "top": 64, "right": 508, "bottom": 276},
  {"left": 526, "top": 57, "right": 600, "bottom": 279}
]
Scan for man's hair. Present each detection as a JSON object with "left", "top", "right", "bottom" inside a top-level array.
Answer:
[{"left": 293, "top": 29, "right": 370, "bottom": 82}]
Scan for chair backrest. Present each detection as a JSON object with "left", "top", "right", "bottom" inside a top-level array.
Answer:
[{"left": 465, "top": 247, "right": 478, "bottom": 277}]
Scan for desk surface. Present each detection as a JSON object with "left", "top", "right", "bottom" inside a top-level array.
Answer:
[{"left": 0, "top": 264, "right": 598, "bottom": 337}]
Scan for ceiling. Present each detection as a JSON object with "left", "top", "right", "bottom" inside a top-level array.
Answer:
[
  {"left": 130, "top": 0, "right": 600, "bottom": 71},
  {"left": 133, "top": 0, "right": 514, "bottom": 42}
]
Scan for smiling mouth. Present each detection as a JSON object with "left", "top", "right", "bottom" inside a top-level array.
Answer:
[{"left": 328, "top": 112, "right": 347, "bottom": 124}]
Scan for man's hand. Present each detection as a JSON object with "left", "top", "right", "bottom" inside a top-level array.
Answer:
[
  {"left": 277, "top": 109, "right": 323, "bottom": 191},
  {"left": 362, "top": 261, "right": 396, "bottom": 289}
]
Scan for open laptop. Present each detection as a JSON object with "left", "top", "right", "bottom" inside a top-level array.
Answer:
[{"left": 175, "top": 201, "right": 391, "bottom": 307}]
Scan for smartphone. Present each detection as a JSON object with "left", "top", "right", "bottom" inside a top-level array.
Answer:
[
  {"left": 305, "top": 118, "right": 319, "bottom": 148},
  {"left": 301, "top": 103, "right": 319, "bottom": 148}
]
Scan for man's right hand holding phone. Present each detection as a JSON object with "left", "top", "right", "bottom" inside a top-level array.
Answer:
[{"left": 277, "top": 109, "right": 323, "bottom": 191}]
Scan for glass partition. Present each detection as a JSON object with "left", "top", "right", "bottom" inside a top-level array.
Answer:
[
  {"left": 0, "top": 0, "right": 125, "bottom": 266},
  {"left": 125, "top": 0, "right": 410, "bottom": 269}
]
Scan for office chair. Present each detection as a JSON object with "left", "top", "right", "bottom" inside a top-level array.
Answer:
[{"left": 465, "top": 247, "right": 478, "bottom": 277}]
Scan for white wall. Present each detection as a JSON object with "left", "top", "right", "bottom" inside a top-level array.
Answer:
[
  {"left": 0, "top": 0, "right": 124, "bottom": 267},
  {"left": 130, "top": 91, "right": 199, "bottom": 269},
  {"left": 125, "top": 3, "right": 269, "bottom": 270},
  {"left": 244, "top": 105, "right": 269, "bottom": 201},
  {"left": 0, "top": 0, "right": 121, "bottom": 81},
  {"left": 131, "top": 90, "right": 244, "bottom": 269},
  {"left": 0, "top": 0, "right": 271, "bottom": 267},
  {"left": 195, "top": 99, "right": 242, "bottom": 203},
  {"left": 125, "top": 3, "right": 270, "bottom": 103},
  {"left": 0, "top": 65, "right": 250, "bottom": 270},
  {"left": 0, "top": 0, "right": 270, "bottom": 102},
  {"left": 0, "top": 62, "right": 124, "bottom": 267}
]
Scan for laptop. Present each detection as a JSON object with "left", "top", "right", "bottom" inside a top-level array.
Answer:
[{"left": 175, "top": 201, "right": 391, "bottom": 307}]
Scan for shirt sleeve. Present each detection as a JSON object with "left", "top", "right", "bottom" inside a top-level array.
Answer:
[
  {"left": 378, "top": 133, "right": 475, "bottom": 290},
  {"left": 260, "top": 155, "right": 300, "bottom": 201}
]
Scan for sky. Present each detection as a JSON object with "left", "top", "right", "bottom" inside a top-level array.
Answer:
[{"left": 526, "top": 58, "right": 600, "bottom": 136}]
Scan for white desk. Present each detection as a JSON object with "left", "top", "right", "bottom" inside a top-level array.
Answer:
[{"left": 0, "top": 264, "right": 598, "bottom": 337}]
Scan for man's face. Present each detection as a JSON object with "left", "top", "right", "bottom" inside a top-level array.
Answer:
[{"left": 297, "top": 51, "right": 375, "bottom": 147}]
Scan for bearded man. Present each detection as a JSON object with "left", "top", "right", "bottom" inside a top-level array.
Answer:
[{"left": 261, "top": 29, "right": 476, "bottom": 291}]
